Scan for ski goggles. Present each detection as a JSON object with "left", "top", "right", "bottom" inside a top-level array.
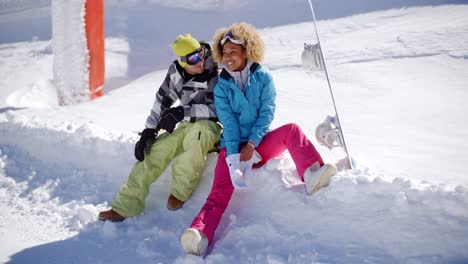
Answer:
[
  {"left": 180, "top": 47, "right": 206, "bottom": 65},
  {"left": 220, "top": 31, "right": 244, "bottom": 46}
]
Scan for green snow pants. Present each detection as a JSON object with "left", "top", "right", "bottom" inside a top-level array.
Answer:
[{"left": 112, "top": 120, "right": 221, "bottom": 217}]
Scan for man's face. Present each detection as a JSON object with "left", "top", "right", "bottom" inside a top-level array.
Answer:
[{"left": 185, "top": 60, "right": 204, "bottom": 75}]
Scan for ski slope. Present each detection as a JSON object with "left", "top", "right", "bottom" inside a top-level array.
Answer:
[{"left": 1, "top": 2, "right": 468, "bottom": 264}]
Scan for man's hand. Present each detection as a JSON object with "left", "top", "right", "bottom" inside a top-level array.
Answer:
[
  {"left": 134, "top": 128, "right": 158, "bottom": 162},
  {"left": 159, "top": 106, "right": 184, "bottom": 133}
]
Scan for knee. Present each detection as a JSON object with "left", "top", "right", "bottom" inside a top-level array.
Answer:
[
  {"left": 283, "top": 122, "right": 302, "bottom": 134},
  {"left": 188, "top": 121, "right": 205, "bottom": 131},
  {"left": 187, "top": 122, "right": 220, "bottom": 145},
  {"left": 182, "top": 122, "right": 218, "bottom": 151},
  {"left": 189, "top": 121, "right": 216, "bottom": 137}
]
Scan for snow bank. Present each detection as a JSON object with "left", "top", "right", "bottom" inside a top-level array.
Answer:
[
  {"left": 1, "top": 108, "right": 468, "bottom": 263},
  {"left": 0, "top": 111, "right": 136, "bottom": 203},
  {"left": 1, "top": 115, "right": 467, "bottom": 263}
]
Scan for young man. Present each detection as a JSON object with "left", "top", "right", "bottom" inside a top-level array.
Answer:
[{"left": 99, "top": 34, "right": 221, "bottom": 222}]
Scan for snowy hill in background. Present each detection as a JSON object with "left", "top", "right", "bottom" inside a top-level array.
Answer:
[
  {"left": 1, "top": 1, "right": 468, "bottom": 263},
  {"left": 1, "top": 0, "right": 467, "bottom": 78}
]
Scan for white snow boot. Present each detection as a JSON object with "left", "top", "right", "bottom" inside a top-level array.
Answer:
[
  {"left": 304, "top": 162, "right": 337, "bottom": 194},
  {"left": 181, "top": 228, "right": 208, "bottom": 256}
]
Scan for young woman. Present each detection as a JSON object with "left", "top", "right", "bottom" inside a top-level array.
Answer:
[{"left": 180, "top": 23, "right": 337, "bottom": 256}]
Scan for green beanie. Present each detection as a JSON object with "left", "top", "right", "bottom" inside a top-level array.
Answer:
[{"left": 171, "top": 34, "right": 200, "bottom": 57}]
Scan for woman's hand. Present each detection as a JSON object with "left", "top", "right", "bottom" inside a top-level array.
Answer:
[{"left": 240, "top": 142, "right": 255, "bottom": 161}]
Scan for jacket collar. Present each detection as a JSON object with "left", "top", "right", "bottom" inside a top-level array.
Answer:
[{"left": 220, "top": 62, "right": 260, "bottom": 81}]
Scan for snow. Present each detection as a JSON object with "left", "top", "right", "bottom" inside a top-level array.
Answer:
[
  {"left": 51, "top": 0, "right": 89, "bottom": 105},
  {"left": 1, "top": 1, "right": 468, "bottom": 263}
]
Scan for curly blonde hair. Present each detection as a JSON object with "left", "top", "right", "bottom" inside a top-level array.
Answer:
[{"left": 212, "top": 22, "right": 265, "bottom": 65}]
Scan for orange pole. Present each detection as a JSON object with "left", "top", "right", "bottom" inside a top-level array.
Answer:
[{"left": 85, "top": 0, "right": 105, "bottom": 99}]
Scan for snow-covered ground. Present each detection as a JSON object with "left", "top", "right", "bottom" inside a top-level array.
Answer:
[{"left": 1, "top": 1, "right": 468, "bottom": 263}]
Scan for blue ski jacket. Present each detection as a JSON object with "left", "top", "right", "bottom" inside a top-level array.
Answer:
[{"left": 214, "top": 62, "right": 276, "bottom": 155}]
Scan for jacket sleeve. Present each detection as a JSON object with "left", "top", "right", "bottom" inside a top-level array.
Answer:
[
  {"left": 249, "top": 72, "right": 276, "bottom": 146},
  {"left": 145, "top": 65, "right": 179, "bottom": 129},
  {"left": 214, "top": 81, "right": 241, "bottom": 155},
  {"left": 182, "top": 74, "right": 218, "bottom": 123}
]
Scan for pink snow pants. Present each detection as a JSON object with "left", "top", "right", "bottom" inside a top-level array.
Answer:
[{"left": 189, "top": 123, "right": 324, "bottom": 243}]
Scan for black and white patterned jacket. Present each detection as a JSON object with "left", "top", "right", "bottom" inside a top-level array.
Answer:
[{"left": 145, "top": 43, "right": 219, "bottom": 129}]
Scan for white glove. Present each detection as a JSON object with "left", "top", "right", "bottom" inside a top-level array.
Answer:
[
  {"left": 225, "top": 151, "right": 262, "bottom": 189},
  {"left": 225, "top": 154, "right": 245, "bottom": 189}
]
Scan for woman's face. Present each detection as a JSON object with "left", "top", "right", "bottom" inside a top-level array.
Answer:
[{"left": 222, "top": 41, "right": 247, "bottom": 72}]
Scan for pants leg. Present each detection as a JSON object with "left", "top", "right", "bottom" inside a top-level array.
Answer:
[
  {"left": 171, "top": 120, "right": 222, "bottom": 201},
  {"left": 111, "top": 128, "right": 186, "bottom": 217},
  {"left": 188, "top": 123, "right": 322, "bottom": 243},
  {"left": 190, "top": 148, "right": 233, "bottom": 243},
  {"left": 254, "top": 123, "right": 324, "bottom": 178}
]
